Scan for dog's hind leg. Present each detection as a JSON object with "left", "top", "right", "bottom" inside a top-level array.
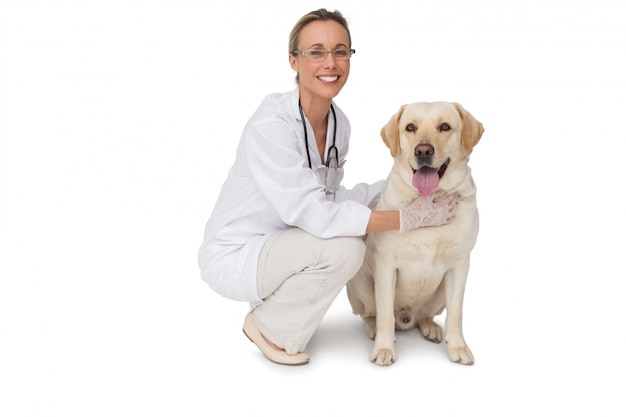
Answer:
[
  {"left": 346, "top": 266, "right": 377, "bottom": 340},
  {"left": 362, "top": 316, "right": 377, "bottom": 340},
  {"left": 416, "top": 284, "right": 445, "bottom": 342},
  {"left": 417, "top": 317, "right": 442, "bottom": 343},
  {"left": 346, "top": 288, "right": 377, "bottom": 340}
]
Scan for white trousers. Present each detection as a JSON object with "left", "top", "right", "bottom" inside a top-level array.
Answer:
[{"left": 252, "top": 228, "right": 366, "bottom": 355}]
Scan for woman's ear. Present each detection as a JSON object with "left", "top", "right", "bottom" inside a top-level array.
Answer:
[{"left": 289, "top": 53, "right": 298, "bottom": 72}]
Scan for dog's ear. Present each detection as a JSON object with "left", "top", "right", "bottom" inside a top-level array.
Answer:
[
  {"left": 380, "top": 105, "right": 405, "bottom": 157},
  {"left": 454, "top": 103, "right": 484, "bottom": 155}
]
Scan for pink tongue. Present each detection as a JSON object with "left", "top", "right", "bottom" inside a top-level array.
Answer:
[{"left": 412, "top": 167, "right": 439, "bottom": 196}]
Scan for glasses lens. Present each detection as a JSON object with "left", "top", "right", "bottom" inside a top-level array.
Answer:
[
  {"left": 308, "top": 50, "right": 327, "bottom": 60},
  {"left": 333, "top": 49, "right": 351, "bottom": 60}
]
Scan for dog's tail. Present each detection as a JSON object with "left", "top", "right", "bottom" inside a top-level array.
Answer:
[{"left": 395, "top": 309, "right": 415, "bottom": 331}]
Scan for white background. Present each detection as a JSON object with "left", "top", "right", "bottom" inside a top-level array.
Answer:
[{"left": 1, "top": 0, "right": 625, "bottom": 415}]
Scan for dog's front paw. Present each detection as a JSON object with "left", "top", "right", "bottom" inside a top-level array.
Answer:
[
  {"left": 370, "top": 347, "right": 395, "bottom": 366},
  {"left": 448, "top": 345, "right": 474, "bottom": 365}
]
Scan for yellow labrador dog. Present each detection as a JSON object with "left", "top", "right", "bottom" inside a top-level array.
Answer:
[{"left": 347, "top": 102, "right": 484, "bottom": 366}]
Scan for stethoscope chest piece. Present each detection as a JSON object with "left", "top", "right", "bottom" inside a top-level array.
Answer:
[{"left": 298, "top": 99, "right": 342, "bottom": 200}]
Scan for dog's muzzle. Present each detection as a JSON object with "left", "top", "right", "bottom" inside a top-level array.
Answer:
[
  {"left": 414, "top": 143, "right": 434, "bottom": 166},
  {"left": 411, "top": 156, "right": 451, "bottom": 196}
]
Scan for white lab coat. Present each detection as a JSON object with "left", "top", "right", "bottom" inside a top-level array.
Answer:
[{"left": 198, "top": 88, "right": 384, "bottom": 302}]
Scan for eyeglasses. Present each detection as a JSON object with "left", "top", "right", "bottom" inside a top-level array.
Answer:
[{"left": 292, "top": 48, "right": 355, "bottom": 61}]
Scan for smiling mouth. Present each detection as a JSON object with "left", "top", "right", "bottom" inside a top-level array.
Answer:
[
  {"left": 411, "top": 158, "right": 450, "bottom": 179},
  {"left": 318, "top": 75, "right": 339, "bottom": 82},
  {"left": 411, "top": 158, "right": 451, "bottom": 196}
]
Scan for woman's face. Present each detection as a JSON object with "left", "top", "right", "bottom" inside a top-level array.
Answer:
[{"left": 290, "top": 20, "right": 351, "bottom": 103}]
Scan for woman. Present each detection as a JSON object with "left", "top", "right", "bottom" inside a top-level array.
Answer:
[{"left": 198, "top": 9, "right": 456, "bottom": 365}]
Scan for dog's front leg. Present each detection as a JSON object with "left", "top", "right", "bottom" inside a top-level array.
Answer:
[
  {"left": 444, "top": 258, "right": 474, "bottom": 365},
  {"left": 371, "top": 262, "right": 397, "bottom": 366}
]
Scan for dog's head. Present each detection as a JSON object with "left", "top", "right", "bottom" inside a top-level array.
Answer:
[{"left": 380, "top": 102, "right": 484, "bottom": 196}]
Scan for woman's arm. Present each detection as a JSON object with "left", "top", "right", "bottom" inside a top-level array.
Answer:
[
  {"left": 365, "top": 210, "right": 400, "bottom": 233},
  {"left": 366, "top": 193, "right": 458, "bottom": 234}
]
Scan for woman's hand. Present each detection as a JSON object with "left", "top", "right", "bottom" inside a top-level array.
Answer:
[{"left": 399, "top": 192, "right": 457, "bottom": 232}]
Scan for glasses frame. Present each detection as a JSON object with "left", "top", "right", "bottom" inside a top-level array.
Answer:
[{"left": 292, "top": 48, "right": 356, "bottom": 61}]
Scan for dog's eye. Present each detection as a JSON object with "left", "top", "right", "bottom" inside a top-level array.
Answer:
[
  {"left": 439, "top": 123, "right": 451, "bottom": 132},
  {"left": 405, "top": 123, "right": 416, "bottom": 132}
]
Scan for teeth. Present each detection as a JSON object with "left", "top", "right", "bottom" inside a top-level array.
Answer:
[{"left": 318, "top": 76, "right": 338, "bottom": 82}]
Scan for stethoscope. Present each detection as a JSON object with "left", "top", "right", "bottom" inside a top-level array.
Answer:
[{"left": 298, "top": 99, "right": 338, "bottom": 169}]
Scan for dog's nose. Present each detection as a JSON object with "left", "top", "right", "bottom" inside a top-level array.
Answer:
[{"left": 414, "top": 143, "right": 434, "bottom": 164}]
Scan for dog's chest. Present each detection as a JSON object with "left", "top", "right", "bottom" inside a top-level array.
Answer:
[
  {"left": 366, "top": 200, "right": 478, "bottom": 296},
  {"left": 395, "top": 255, "right": 448, "bottom": 294},
  {"left": 371, "top": 199, "right": 478, "bottom": 259}
]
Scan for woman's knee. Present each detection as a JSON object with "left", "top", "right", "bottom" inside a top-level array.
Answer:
[{"left": 331, "top": 236, "right": 366, "bottom": 277}]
